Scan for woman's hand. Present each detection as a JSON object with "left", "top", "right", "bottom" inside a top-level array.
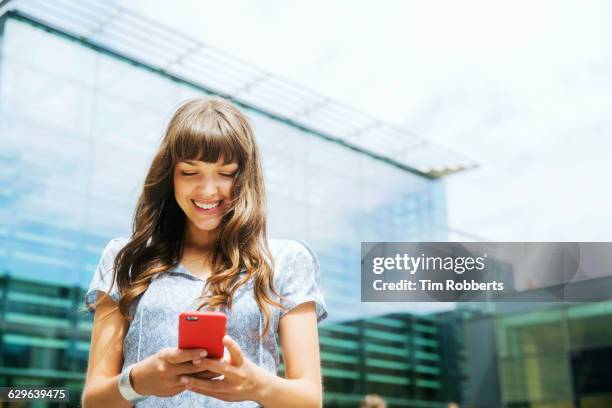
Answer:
[
  {"left": 190, "top": 347, "right": 231, "bottom": 380},
  {"left": 180, "top": 335, "right": 268, "bottom": 403},
  {"left": 130, "top": 347, "right": 212, "bottom": 398}
]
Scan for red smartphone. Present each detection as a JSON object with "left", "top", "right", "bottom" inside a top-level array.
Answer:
[{"left": 178, "top": 311, "right": 227, "bottom": 359}]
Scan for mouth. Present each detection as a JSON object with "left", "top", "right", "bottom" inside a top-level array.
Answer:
[{"left": 191, "top": 199, "right": 223, "bottom": 214}]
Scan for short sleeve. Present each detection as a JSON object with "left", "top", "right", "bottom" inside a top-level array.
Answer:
[
  {"left": 278, "top": 240, "right": 328, "bottom": 324},
  {"left": 84, "top": 237, "right": 128, "bottom": 314}
]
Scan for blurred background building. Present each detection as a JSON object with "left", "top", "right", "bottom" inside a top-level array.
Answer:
[{"left": 0, "top": 1, "right": 611, "bottom": 407}]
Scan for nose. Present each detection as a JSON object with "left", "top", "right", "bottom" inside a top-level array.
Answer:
[{"left": 197, "top": 177, "right": 220, "bottom": 197}]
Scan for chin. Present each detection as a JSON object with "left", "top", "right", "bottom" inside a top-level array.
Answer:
[{"left": 191, "top": 217, "right": 222, "bottom": 231}]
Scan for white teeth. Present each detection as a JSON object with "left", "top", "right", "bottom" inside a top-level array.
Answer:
[{"left": 194, "top": 200, "right": 220, "bottom": 210}]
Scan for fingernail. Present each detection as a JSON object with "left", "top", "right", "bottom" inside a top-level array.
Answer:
[
  {"left": 193, "top": 359, "right": 201, "bottom": 365},
  {"left": 200, "top": 350, "right": 208, "bottom": 357},
  {"left": 180, "top": 377, "right": 189, "bottom": 384}
]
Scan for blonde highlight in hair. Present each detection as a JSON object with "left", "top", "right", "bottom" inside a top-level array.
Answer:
[{"left": 107, "top": 96, "right": 287, "bottom": 339}]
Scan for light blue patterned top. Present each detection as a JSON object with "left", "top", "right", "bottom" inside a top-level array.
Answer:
[{"left": 85, "top": 237, "right": 328, "bottom": 408}]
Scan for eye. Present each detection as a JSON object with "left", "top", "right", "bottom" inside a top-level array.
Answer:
[
  {"left": 220, "top": 173, "right": 237, "bottom": 178},
  {"left": 181, "top": 171, "right": 197, "bottom": 177}
]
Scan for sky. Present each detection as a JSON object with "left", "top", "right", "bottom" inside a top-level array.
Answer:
[{"left": 120, "top": 0, "right": 612, "bottom": 242}]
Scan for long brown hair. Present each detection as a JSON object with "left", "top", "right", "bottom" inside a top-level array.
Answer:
[{"left": 106, "top": 97, "right": 286, "bottom": 339}]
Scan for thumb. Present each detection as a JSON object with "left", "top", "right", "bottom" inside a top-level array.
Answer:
[{"left": 223, "top": 335, "right": 245, "bottom": 367}]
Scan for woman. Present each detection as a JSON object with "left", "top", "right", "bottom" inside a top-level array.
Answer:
[{"left": 82, "top": 97, "right": 328, "bottom": 407}]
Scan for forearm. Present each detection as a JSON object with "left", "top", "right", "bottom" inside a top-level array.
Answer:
[
  {"left": 255, "top": 370, "right": 322, "bottom": 408},
  {"left": 82, "top": 375, "right": 133, "bottom": 408}
]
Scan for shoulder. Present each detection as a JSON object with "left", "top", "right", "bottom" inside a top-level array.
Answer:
[
  {"left": 268, "top": 238, "right": 318, "bottom": 263},
  {"left": 103, "top": 236, "right": 130, "bottom": 251},
  {"left": 100, "top": 237, "right": 130, "bottom": 260},
  {"left": 268, "top": 238, "right": 319, "bottom": 285},
  {"left": 85, "top": 237, "right": 130, "bottom": 310}
]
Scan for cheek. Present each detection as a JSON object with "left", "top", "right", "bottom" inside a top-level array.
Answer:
[
  {"left": 173, "top": 178, "right": 188, "bottom": 201},
  {"left": 223, "top": 181, "right": 235, "bottom": 198}
]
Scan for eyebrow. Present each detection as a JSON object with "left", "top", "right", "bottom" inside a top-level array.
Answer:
[{"left": 182, "top": 160, "right": 238, "bottom": 168}]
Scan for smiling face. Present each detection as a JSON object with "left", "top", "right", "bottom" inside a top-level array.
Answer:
[{"left": 173, "top": 158, "right": 239, "bottom": 234}]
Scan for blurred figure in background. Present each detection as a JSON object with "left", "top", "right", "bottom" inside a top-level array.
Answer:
[{"left": 359, "top": 393, "right": 387, "bottom": 408}]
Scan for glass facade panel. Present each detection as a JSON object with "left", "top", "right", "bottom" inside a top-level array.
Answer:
[{"left": 492, "top": 301, "right": 612, "bottom": 407}]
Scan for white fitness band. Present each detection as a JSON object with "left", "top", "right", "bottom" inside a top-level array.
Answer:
[{"left": 118, "top": 363, "right": 149, "bottom": 403}]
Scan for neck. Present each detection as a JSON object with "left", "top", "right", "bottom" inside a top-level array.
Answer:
[{"left": 183, "top": 222, "right": 220, "bottom": 254}]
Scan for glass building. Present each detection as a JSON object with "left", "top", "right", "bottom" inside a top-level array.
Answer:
[
  {"left": 461, "top": 278, "right": 612, "bottom": 408},
  {"left": 0, "top": 1, "right": 475, "bottom": 407}
]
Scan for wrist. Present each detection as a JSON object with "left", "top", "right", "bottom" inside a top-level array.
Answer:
[
  {"left": 118, "top": 362, "right": 148, "bottom": 402},
  {"left": 251, "top": 364, "right": 276, "bottom": 405},
  {"left": 129, "top": 362, "right": 148, "bottom": 396}
]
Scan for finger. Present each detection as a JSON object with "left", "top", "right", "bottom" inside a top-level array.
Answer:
[
  {"left": 192, "top": 370, "right": 223, "bottom": 380},
  {"left": 166, "top": 347, "right": 208, "bottom": 364},
  {"left": 181, "top": 376, "right": 229, "bottom": 394},
  {"left": 220, "top": 347, "right": 231, "bottom": 365},
  {"left": 172, "top": 360, "right": 222, "bottom": 376},
  {"left": 223, "top": 335, "right": 244, "bottom": 367},
  {"left": 189, "top": 356, "right": 231, "bottom": 376}
]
